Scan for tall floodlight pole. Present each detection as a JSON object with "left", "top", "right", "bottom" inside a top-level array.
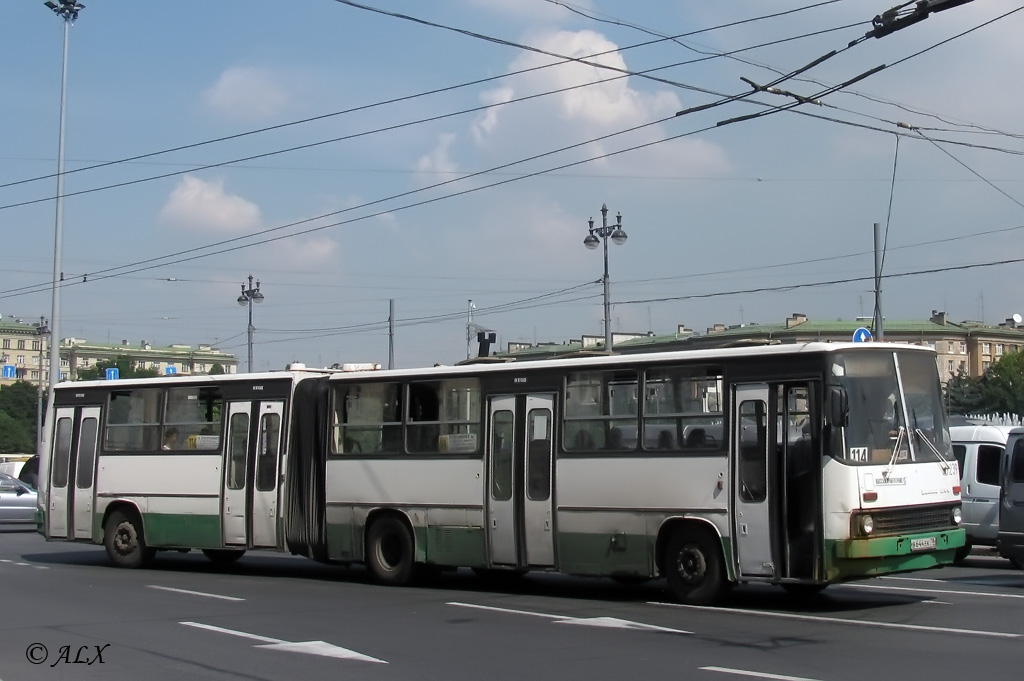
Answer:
[
  {"left": 583, "top": 204, "right": 627, "bottom": 352},
  {"left": 36, "top": 317, "right": 49, "bottom": 456},
  {"left": 237, "top": 274, "right": 264, "bottom": 372},
  {"left": 45, "top": 1, "right": 84, "bottom": 400}
]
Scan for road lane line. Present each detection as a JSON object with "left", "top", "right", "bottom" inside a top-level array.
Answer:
[
  {"left": 701, "top": 667, "right": 824, "bottom": 681},
  {"left": 448, "top": 602, "right": 691, "bottom": 634},
  {"left": 649, "top": 602, "right": 1019, "bottom": 638},
  {"left": 148, "top": 585, "right": 244, "bottom": 601},
  {"left": 182, "top": 622, "right": 282, "bottom": 644},
  {"left": 448, "top": 602, "right": 567, "bottom": 620},
  {"left": 838, "top": 583, "right": 1024, "bottom": 600}
]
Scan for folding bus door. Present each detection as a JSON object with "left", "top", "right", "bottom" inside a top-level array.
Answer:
[
  {"left": 221, "top": 400, "right": 285, "bottom": 548},
  {"left": 732, "top": 384, "right": 774, "bottom": 577},
  {"left": 486, "top": 393, "right": 556, "bottom": 568},
  {"left": 47, "top": 405, "right": 100, "bottom": 540}
]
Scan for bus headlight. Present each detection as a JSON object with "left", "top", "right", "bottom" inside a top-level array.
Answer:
[
  {"left": 952, "top": 506, "right": 962, "bottom": 525},
  {"left": 859, "top": 514, "right": 874, "bottom": 535}
]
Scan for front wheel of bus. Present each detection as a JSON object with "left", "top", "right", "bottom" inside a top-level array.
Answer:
[
  {"left": 104, "top": 510, "right": 154, "bottom": 569},
  {"left": 366, "top": 516, "right": 415, "bottom": 586},
  {"left": 663, "top": 528, "right": 726, "bottom": 605}
]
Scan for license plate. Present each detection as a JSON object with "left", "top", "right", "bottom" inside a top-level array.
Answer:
[{"left": 911, "top": 537, "right": 937, "bottom": 552}]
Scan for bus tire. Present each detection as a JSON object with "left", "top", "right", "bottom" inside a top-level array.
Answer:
[
  {"left": 366, "top": 516, "right": 415, "bottom": 586},
  {"left": 202, "top": 549, "right": 245, "bottom": 565},
  {"left": 663, "top": 527, "right": 726, "bottom": 605},
  {"left": 104, "top": 510, "right": 154, "bottom": 569}
]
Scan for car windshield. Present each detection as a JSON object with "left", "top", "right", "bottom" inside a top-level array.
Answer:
[{"left": 830, "top": 349, "right": 951, "bottom": 465}]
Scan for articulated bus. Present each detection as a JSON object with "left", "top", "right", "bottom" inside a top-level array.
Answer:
[{"left": 38, "top": 343, "right": 964, "bottom": 604}]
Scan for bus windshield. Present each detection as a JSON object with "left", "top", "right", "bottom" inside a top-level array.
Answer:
[{"left": 830, "top": 349, "right": 951, "bottom": 465}]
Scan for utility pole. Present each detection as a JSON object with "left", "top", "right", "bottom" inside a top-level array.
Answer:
[{"left": 873, "top": 222, "right": 885, "bottom": 341}]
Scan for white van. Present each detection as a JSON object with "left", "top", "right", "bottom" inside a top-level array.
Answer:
[{"left": 950, "top": 425, "right": 1024, "bottom": 561}]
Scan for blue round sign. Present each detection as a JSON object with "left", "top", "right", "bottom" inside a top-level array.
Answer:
[{"left": 853, "top": 327, "right": 872, "bottom": 343}]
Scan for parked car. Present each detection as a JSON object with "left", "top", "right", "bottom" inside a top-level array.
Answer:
[
  {"left": 950, "top": 424, "right": 1023, "bottom": 561},
  {"left": 0, "top": 472, "right": 37, "bottom": 528}
]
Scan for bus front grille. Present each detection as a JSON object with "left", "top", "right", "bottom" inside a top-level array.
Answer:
[{"left": 871, "top": 505, "right": 957, "bottom": 536}]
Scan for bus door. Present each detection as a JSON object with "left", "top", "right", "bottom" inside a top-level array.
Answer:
[
  {"left": 733, "top": 384, "right": 774, "bottom": 577},
  {"left": 486, "top": 393, "right": 556, "bottom": 568},
  {"left": 47, "top": 405, "right": 100, "bottom": 540},
  {"left": 221, "top": 400, "right": 285, "bottom": 548}
]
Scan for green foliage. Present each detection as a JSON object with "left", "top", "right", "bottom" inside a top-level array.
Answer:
[
  {"left": 979, "top": 349, "right": 1024, "bottom": 419},
  {"left": 945, "top": 368, "right": 984, "bottom": 415},
  {"left": 209, "top": 363, "right": 225, "bottom": 375},
  {"left": 76, "top": 355, "right": 160, "bottom": 381},
  {"left": 0, "top": 383, "right": 37, "bottom": 453}
]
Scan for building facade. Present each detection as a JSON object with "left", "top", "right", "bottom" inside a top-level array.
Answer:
[
  {"left": 500, "top": 311, "right": 1024, "bottom": 384},
  {"left": 0, "top": 319, "right": 238, "bottom": 387}
]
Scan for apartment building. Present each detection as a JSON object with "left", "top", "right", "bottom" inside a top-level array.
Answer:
[{"left": 0, "top": 318, "right": 238, "bottom": 387}]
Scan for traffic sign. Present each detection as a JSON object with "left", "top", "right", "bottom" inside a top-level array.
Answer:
[
  {"left": 165, "top": 367, "right": 177, "bottom": 375},
  {"left": 853, "top": 327, "right": 872, "bottom": 343},
  {"left": 2, "top": 365, "right": 15, "bottom": 379},
  {"left": 105, "top": 367, "right": 119, "bottom": 380}
]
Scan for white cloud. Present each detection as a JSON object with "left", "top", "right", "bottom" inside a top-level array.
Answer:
[
  {"left": 472, "top": 87, "right": 514, "bottom": 145},
  {"left": 202, "top": 67, "right": 292, "bottom": 120},
  {"left": 275, "top": 234, "right": 340, "bottom": 270},
  {"left": 159, "top": 175, "right": 262, "bottom": 233},
  {"left": 416, "top": 133, "right": 460, "bottom": 177}
]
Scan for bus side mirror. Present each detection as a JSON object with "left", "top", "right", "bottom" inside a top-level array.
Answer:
[{"left": 830, "top": 387, "right": 849, "bottom": 427}]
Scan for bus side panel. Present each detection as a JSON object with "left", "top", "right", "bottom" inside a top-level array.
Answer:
[
  {"left": 325, "top": 457, "right": 486, "bottom": 565},
  {"left": 95, "top": 454, "right": 223, "bottom": 548},
  {"left": 555, "top": 456, "right": 729, "bottom": 576}
]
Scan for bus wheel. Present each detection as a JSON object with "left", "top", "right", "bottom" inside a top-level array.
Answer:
[
  {"left": 202, "top": 549, "right": 245, "bottom": 565},
  {"left": 104, "top": 510, "right": 154, "bottom": 569},
  {"left": 663, "top": 528, "right": 726, "bottom": 605},
  {"left": 366, "top": 516, "right": 415, "bottom": 586}
]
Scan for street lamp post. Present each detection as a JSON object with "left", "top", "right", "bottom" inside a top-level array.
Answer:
[
  {"left": 237, "top": 274, "right": 264, "bottom": 373},
  {"left": 583, "top": 204, "right": 627, "bottom": 352},
  {"left": 44, "top": 0, "right": 84, "bottom": 403}
]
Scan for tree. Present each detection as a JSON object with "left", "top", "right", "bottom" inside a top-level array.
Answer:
[
  {"left": 209, "top": 363, "right": 225, "bottom": 375},
  {"left": 0, "top": 410, "right": 34, "bottom": 454},
  {"left": 76, "top": 355, "right": 160, "bottom": 381},
  {"left": 0, "top": 381, "right": 41, "bottom": 453},
  {"left": 979, "top": 350, "right": 1024, "bottom": 419},
  {"left": 945, "top": 368, "right": 984, "bottom": 415}
]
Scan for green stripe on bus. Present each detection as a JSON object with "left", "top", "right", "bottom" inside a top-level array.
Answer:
[
  {"left": 141, "top": 513, "right": 222, "bottom": 548},
  {"left": 824, "top": 528, "right": 965, "bottom": 579},
  {"left": 557, "top": 531, "right": 653, "bottom": 576}
]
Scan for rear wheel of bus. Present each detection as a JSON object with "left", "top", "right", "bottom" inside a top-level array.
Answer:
[
  {"left": 366, "top": 515, "right": 415, "bottom": 585},
  {"left": 104, "top": 509, "right": 155, "bottom": 568},
  {"left": 663, "top": 526, "right": 726, "bottom": 605}
]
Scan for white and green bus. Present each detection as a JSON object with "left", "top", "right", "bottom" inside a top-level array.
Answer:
[{"left": 38, "top": 343, "right": 964, "bottom": 604}]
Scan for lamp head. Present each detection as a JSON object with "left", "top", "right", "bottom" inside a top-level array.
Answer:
[
  {"left": 611, "top": 229, "right": 627, "bottom": 246},
  {"left": 583, "top": 233, "right": 600, "bottom": 250}
]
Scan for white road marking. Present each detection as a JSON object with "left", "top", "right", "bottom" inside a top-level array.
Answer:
[
  {"left": 148, "top": 585, "right": 244, "bottom": 601},
  {"left": 839, "top": 582, "right": 1024, "bottom": 600},
  {"left": 879, "top": 576, "right": 946, "bottom": 583},
  {"left": 448, "top": 602, "right": 691, "bottom": 634},
  {"left": 701, "top": 666, "right": 824, "bottom": 681},
  {"left": 649, "top": 602, "right": 1019, "bottom": 638},
  {"left": 180, "top": 622, "right": 386, "bottom": 663}
]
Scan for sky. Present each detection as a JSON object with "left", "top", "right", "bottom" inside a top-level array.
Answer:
[{"left": 1, "top": 0, "right": 1023, "bottom": 371}]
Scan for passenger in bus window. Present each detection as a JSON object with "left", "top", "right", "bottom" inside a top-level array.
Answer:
[{"left": 162, "top": 427, "right": 179, "bottom": 450}]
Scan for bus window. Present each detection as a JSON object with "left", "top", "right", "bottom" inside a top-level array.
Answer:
[
  {"left": 408, "top": 378, "right": 481, "bottom": 454},
  {"left": 75, "top": 418, "right": 98, "bottom": 489},
  {"left": 491, "top": 410, "right": 514, "bottom": 501},
  {"left": 227, "top": 413, "right": 249, "bottom": 490},
  {"left": 52, "top": 417, "right": 73, "bottom": 488},
  {"left": 164, "top": 386, "right": 223, "bottom": 451},
  {"left": 256, "top": 412, "right": 280, "bottom": 491},
  {"left": 643, "top": 367, "right": 723, "bottom": 452},
  {"left": 738, "top": 400, "right": 767, "bottom": 502},
  {"left": 526, "top": 408, "right": 552, "bottom": 501},
  {"left": 105, "top": 389, "right": 162, "bottom": 451},
  {"left": 332, "top": 382, "right": 402, "bottom": 455},
  {"left": 564, "top": 370, "right": 638, "bottom": 451}
]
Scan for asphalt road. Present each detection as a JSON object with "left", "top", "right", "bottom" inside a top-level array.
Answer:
[{"left": 1, "top": 529, "right": 1021, "bottom": 681}]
